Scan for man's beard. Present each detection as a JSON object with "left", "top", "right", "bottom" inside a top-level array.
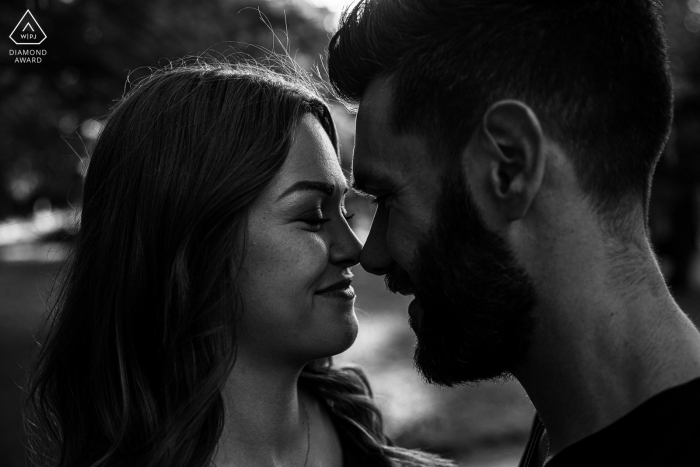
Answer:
[{"left": 386, "top": 164, "right": 537, "bottom": 387}]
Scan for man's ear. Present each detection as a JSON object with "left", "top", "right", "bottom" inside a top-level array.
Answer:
[{"left": 473, "top": 100, "right": 546, "bottom": 221}]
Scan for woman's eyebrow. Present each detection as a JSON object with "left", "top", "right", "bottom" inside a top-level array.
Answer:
[{"left": 277, "top": 181, "right": 337, "bottom": 200}]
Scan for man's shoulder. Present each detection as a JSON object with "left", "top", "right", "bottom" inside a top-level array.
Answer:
[{"left": 548, "top": 376, "right": 700, "bottom": 466}]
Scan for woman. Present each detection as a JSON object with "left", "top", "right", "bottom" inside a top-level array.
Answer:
[{"left": 24, "top": 60, "right": 454, "bottom": 467}]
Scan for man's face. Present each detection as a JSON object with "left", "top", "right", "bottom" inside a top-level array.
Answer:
[{"left": 354, "top": 77, "right": 537, "bottom": 386}]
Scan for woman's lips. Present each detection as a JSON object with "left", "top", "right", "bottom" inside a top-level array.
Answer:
[
  {"left": 316, "top": 278, "right": 352, "bottom": 293},
  {"left": 316, "top": 279, "right": 355, "bottom": 299},
  {"left": 317, "top": 286, "right": 356, "bottom": 300}
]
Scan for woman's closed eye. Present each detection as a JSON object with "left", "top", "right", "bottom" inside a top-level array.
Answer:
[
  {"left": 300, "top": 212, "right": 332, "bottom": 231},
  {"left": 341, "top": 203, "right": 355, "bottom": 221},
  {"left": 300, "top": 209, "right": 355, "bottom": 231}
]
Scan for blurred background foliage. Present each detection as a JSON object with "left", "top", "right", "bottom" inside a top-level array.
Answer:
[
  {"left": 0, "top": 0, "right": 338, "bottom": 220},
  {"left": 0, "top": 0, "right": 699, "bottom": 223},
  {"left": 1, "top": 1, "right": 700, "bottom": 466}
]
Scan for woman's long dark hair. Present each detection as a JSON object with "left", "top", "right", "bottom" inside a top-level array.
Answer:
[{"left": 24, "top": 59, "right": 453, "bottom": 467}]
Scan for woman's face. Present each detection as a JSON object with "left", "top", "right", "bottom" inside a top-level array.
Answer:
[{"left": 236, "top": 115, "right": 362, "bottom": 366}]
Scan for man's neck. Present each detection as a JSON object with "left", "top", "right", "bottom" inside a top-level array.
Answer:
[{"left": 514, "top": 237, "right": 700, "bottom": 456}]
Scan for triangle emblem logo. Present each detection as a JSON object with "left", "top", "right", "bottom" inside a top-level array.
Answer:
[{"left": 9, "top": 10, "right": 47, "bottom": 45}]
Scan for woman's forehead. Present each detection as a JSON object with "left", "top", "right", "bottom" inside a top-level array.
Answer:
[{"left": 272, "top": 115, "right": 346, "bottom": 194}]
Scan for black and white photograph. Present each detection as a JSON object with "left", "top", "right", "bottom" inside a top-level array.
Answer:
[{"left": 2, "top": 1, "right": 700, "bottom": 466}]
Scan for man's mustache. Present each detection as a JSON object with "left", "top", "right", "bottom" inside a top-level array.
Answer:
[{"left": 384, "top": 263, "right": 415, "bottom": 296}]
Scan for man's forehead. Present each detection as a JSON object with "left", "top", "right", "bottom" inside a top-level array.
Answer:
[
  {"left": 355, "top": 78, "right": 392, "bottom": 163},
  {"left": 353, "top": 76, "right": 433, "bottom": 189},
  {"left": 355, "top": 77, "right": 405, "bottom": 183},
  {"left": 356, "top": 76, "right": 394, "bottom": 129}
]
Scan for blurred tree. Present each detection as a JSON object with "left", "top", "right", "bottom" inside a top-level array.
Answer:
[
  {"left": 2, "top": 0, "right": 699, "bottom": 223},
  {"left": 0, "top": 0, "right": 334, "bottom": 220},
  {"left": 648, "top": 1, "right": 700, "bottom": 290},
  {"left": 665, "top": 0, "right": 700, "bottom": 94}
]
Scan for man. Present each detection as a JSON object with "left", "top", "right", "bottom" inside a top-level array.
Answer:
[{"left": 327, "top": 1, "right": 700, "bottom": 465}]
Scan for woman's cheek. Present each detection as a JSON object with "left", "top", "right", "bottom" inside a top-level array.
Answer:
[
  {"left": 240, "top": 227, "right": 330, "bottom": 315},
  {"left": 289, "top": 231, "right": 330, "bottom": 293},
  {"left": 255, "top": 229, "right": 329, "bottom": 291}
]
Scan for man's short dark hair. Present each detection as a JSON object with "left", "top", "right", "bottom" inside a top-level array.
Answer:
[{"left": 328, "top": 0, "right": 673, "bottom": 230}]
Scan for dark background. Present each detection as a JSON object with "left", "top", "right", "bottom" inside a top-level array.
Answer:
[{"left": 1, "top": 0, "right": 700, "bottom": 466}]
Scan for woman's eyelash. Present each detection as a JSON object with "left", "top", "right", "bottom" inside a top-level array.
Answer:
[{"left": 300, "top": 210, "right": 354, "bottom": 229}]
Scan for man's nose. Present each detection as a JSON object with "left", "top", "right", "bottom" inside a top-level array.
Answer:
[{"left": 359, "top": 203, "right": 393, "bottom": 275}]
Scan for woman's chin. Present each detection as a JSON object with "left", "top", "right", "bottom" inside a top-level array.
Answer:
[
  {"left": 335, "top": 313, "right": 360, "bottom": 354},
  {"left": 313, "top": 310, "right": 359, "bottom": 358}
]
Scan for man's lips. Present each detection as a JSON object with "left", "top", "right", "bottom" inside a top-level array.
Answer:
[
  {"left": 394, "top": 286, "right": 414, "bottom": 296},
  {"left": 408, "top": 298, "right": 423, "bottom": 321},
  {"left": 386, "top": 278, "right": 414, "bottom": 296},
  {"left": 384, "top": 266, "right": 415, "bottom": 296}
]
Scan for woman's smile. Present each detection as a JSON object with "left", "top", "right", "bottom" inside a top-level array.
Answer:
[
  {"left": 316, "top": 286, "right": 356, "bottom": 300},
  {"left": 316, "top": 277, "right": 355, "bottom": 300}
]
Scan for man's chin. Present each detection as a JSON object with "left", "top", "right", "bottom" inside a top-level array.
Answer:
[
  {"left": 411, "top": 322, "right": 516, "bottom": 386},
  {"left": 413, "top": 348, "right": 514, "bottom": 387}
]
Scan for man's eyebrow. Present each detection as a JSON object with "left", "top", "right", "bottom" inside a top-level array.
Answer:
[
  {"left": 351, "top": 179, "right": 371, "bottom": 197},
  {"left": 351, "top": 170, "right": 394, "bottom": 194},
  {"left": 277, "top": 181, "right": 347, "bottom": 200}
]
